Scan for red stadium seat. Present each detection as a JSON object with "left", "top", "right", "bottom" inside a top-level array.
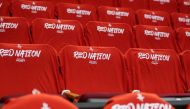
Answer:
[
  {"left": 119, "top": 0, "right": 148, "bottom": 10},
  {"left": 98, "top": 6, "right": 136, "bottom": 26},
  {"left": 32, "top": 0, "right": 78, "bottom": 4},
  {"left": 0, "top": 17, "right": 31, "bottom": 44},
  {"left": 125, "top": 48, "right": 186, "bottom": 94},
  {"left": 31, "top": 18, "right": 84, "bottom": 52},
  {"left": 176, "top": 27, "right": 190, "bottom": 51},
  {"left": 2, "top": 94, "right": 78, "bottom": 109},
  {"left": 56, "top": 3, "right": 97, "bottom": 26},
  {"left": 11, "top": 1, "right": 55, "bottom": 23},
  {"left": 178, "top": 0, "right": 190, "bottom": 14},
  {"left": 79, "top": 0, "right": 116, "bottom": 7},
  {"left": 85, "top": 21, "right": 135, "bottom": 53},
  {"left": 104, "top": 92, "right": 174, "bottom": 109},
  {"left": 148, "top": 0, "right": 178, "bottom": 13},
  {"left": 0, "top": 0, "right": 11, "bottom": 16},
  {"left": 180, "top": 51, "right": 190, "bottom": 92},
  {"left": 0, "top": 43, "right": 63, "bottom": 98},
  {"left": 59, "top": 45, "right": 126, "bottom": 95},
  {"left": 171, "top": 12, "right": 190, "bottom": 29},
  {"left": 133, "top": 25, "right": 180, "bottom": 52},
  {"left": 136, "top": 9, "right": 171, "bottom": 26}
]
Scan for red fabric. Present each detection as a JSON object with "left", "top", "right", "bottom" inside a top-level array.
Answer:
[
  {"left": 79, "top": 0, "right": 116, "bottom": 7},
  {"left": 31, "top": 18, "right": 84, "bottom": 52},
  {"left": 125, "top": 48, "right": 186, "bottom": 94},
  {"left": 0, "top": 16, "right": 31, "bottom": 44},
  {"left": 2, "top": 94, "right": 78, "bottom": 109},
  {"left": 119, "top": 0, "right": 148, "bottom": 10},
  {"left": 177, "top": 0, "right": 190, "bottom": 14},
  {"left": 85, "top": 21, "right": 135, "bottom": 53},
  {"left": 56, "top": 3, "right": 97, "bottom": 26},
  {"left": 11, "top": 1, "right": 55, "bottom": 23},
  {"left": 104, "top": 92, "right": 174, "bottom": 109},
  {"left": 187, "top": 104, "right": 190, "bottom": 109},
  {"left": 136, "top": 9, "right": 171, "bottom": 26},
  {"left": 59, "top": 45, "right": 126, "bottom": 95},
  {"left": 98, "top": 6, "right": 136, "bottom": 26},
  {"left": 0, "top": 0, "right": 12, "bottom": 16},
  {"left": 176, "top": 28, "right": 190, "bottom": 51},
  {"left": 171, "top": 12, "right": 190, "bottom": 29},
  {"left": 133, "top": 25, "right": 180, "bottom": 52},
  {"left": 30, "top": 0, "right": 78, "bottom": 4},
  {"left": 148, "top": 0, "right": 178, "bottom": 13},
  {"left": 0, "top": 43, "right": 63, "bottom": 98},
  {"left": 180, "top": 51, "right": 190, "bottom": 92}
]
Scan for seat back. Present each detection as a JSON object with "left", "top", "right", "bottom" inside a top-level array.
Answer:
[
  {"left": 56, "top": 3, "right": 97, "bottom": 26},
  {"left": 119, "top": 0, "right": 148, "bottom": 10},
  {"left": 176, "top": 28, "right": 190, "bottom": 51},
  {"left": 180, "top": 50, "right": 190, "bottom": 92},
  {"left": 0, "top": 43, "right": 63, "bottom": 98},
  {"left": 148, "top": 0, "right": 178, "bottom": 13},
  {"left": 177, "top": 0, "right": 190, "bottom": 14},
  {"left": 125, "top": 48, "right": 186, "bottom": 94},
  {"left": 98, "top": 6, "right": 136, "bottom": 26},
  {"left": 0, "top": 17, "right": 31, "bottom": 44},
  {"left": 136, "top": 9, "right": 171, "bottom": 26},
  {"left": 0, "top": 0, "right": 11, "bottom": 16},
  {"left": 171, "top": 12, "right": 190, "bottom": 29},
  {"left": 2, "top": 94, "right": 78, "bottom": 109},
  {"left": 133, "top": 25, "right": 180, "bottom": 52},
  {"left": 79, "top": 0, "right": 116, "bottom": 7},
  {"left": 59, "top": 45, "right": 126, "bottom": 95},
  {"left": 11, "top": 1, "right": 55, "bottom": 23},
  {"left": 85, "top": 21, "right": 135, "bottom": 53},
  {"left": 104, "top": 92, "right": 174, "bottom": 109},
  {"left": 31, "top": 18, "right": 84, "bottom": 52}
]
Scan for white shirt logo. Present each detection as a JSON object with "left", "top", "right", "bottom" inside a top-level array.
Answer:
[
  {"left": 137, "top": 93, "right": 144, "bottom": 102},
  {"left": 41, "top": 103, "right": 51, "bottom": 109},
  {"left": 0, "top": 3, "right": 2, "bottom": 8},
  {"left": 184, "top": 1, "right": 190, "bottom": 6},
  {"left": 186, "top": 31, "right": 190, "bottom": 37}
]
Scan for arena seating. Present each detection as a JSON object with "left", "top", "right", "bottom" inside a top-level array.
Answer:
[
  {"left": 0, "top": 0, "right": 11, "bottom": 16},
  {"left": 1, "top": 0, "right": 190, "bottom": 108},
  {"left": 85, "top": 21, "right": 135, "bottom": 53},
  {"left": 176, "top": 27, "right": 190, "bottom": 51},
  {"left": 104, "top": 92, "right": 174, "bottom": 109},
  {"left": 136, "top": 9, "right": 171, "bottom": 26},
  {"left": 0, "top": 43, "right": 63, "bottom": 98},
  {"left": 56, "top": 3, "right": 97, "bottom": 26},
  {"left": 11, "top": 1, "right": 55, "bottom": 23},
  {"left": 119, "top": 0, "right": 148, "bottom": 10},
  {"left": 125, "top": 48, "right": 186, "bottom": 94},
  {"left": 133, "top": 25, "right": 180, "bottom": 52},
  {"left": 148, "top": 0, "right": 178, "bottom": 13},
  {"left": 98, "top": 6, "right": 136, "bottom": 26},
  {"left": 59, "top": 45, "right": 126, "bottom": 95},
  {"left": 2, "top": 94, "right": 78, "bottom": 109},
  {"left": 171, "top": 12, "right": 190, "bottom": 29},
  {"left": 0, "top": 16, "right": 31, "bottom": 43},
  {"left": 31, "top": 18, "right": 84, "bottom": 52}
]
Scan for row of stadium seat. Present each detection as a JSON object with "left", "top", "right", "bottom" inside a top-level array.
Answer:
[
  {"left": 0, "top": 43, "right": 189, "bottom": 99},
  {"left": 1, "top": 16, "right": 190, "bottom": 53},
  {"left": 1, "top": 92, "right": 176, "bottom": 109},
  {"left": 1, "top": 1, "right": 190, "bottom": 28},
  {"left": 0, "top": 0, "right": 190, "bottom": 15}
]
